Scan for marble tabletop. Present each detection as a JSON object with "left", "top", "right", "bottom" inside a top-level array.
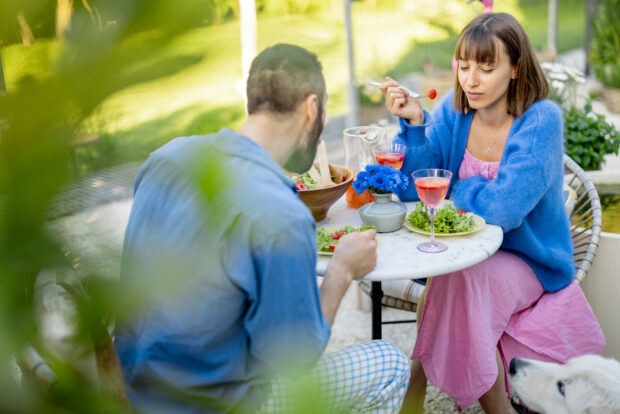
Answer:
[{"left": 316, "top": 197, "right": 504, "bottom": 282}]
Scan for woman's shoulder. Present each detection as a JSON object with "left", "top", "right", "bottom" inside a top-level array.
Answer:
[
  {"left": 522, "top": 99, "right": 562, "bottom": 125},
  {"left": 509, "top": 99, "right": 564, "bottom": 160}
]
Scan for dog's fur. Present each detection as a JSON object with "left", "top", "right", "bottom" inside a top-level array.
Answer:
[{"left": 509, "top": 355, "right": 620, "bottom": 414}]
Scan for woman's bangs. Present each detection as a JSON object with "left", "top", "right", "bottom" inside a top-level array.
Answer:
[{"left": 456, "top": 28, "right": 498, "bottom": 63}]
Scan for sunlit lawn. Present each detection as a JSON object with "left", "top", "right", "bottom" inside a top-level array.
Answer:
[{"left": 2, "top": 0, "right": 586, "bottom": 174}]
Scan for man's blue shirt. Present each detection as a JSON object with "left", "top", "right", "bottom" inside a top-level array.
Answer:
[{"left": 115, "top": 128, "right": 330, "bottom": 413}]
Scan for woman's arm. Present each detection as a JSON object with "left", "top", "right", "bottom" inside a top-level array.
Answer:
[{"left": 394, "top": 93, "right": 457, "bottom": 201}]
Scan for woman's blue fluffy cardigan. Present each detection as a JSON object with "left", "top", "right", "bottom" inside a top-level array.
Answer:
[{"left": 394, "top": 91, "right": 574, "bottom": 292}]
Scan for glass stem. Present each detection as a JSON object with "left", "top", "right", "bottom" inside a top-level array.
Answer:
[{"left": 430, "top": 207, "right": 436, "bottom": 244}]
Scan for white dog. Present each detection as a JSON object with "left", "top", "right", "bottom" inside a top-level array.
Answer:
[{"left": 509, "top": 355, "right": 620, "bottom": 414}]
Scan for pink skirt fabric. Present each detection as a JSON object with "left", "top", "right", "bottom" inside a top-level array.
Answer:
[{"left": 412, "top": 251, "right": 605, "bottom": 409}]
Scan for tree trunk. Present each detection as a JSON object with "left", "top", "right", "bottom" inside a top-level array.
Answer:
[
  {"left": 56, "top": 0, "right": 74, "bottom": 42},
  {"left": 547, "top": 0, "right": 558, "bottom": 58},
  {"left": 17, "top": 11, "right": 35, "bottom": 46},
  {"left": 584, "top": 0, "right": 601, "bottom": 75},
  {"left": 344, "top": 0, "right": 359, "bottom": 127},
  {"left": 239, "top": 0, "right": 257, "bottom": 113},
  {"left": 0, "top": 53, "right": 6, "bottom": 96}
]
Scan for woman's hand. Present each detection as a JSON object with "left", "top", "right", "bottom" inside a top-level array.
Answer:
[{"left": 379, "top": 76, "right": 424, "bottom": 125}]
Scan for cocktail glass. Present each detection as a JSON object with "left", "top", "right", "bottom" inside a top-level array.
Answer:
[
  {"left": 372, "top": 143, "right": 407, "bottom": 170},
  {"left": 412, "top": 168, "right": 453, "bottom": 253}
]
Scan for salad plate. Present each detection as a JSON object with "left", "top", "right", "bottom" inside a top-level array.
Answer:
[
  {"left": 404, "top": 203, "right": 486, "bottom": 237},
  {"left": 317, "top": 226, "right": 377, "bottom": 256}
]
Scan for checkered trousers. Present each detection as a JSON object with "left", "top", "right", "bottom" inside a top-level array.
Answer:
[{"left": 259, "top": 340, "right": 410, "bottom": 414}]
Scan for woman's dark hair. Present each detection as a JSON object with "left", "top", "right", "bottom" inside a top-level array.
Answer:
[
  {"left": 453, "top": 13, "right": 549, "bottom": 117},
  {"left": 246, "top": 44, "right": 326, "bottom": 115}
]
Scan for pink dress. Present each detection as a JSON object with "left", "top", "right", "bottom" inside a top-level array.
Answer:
[{"left": 412, "top": 149, "right": 605, "bottom": 409}]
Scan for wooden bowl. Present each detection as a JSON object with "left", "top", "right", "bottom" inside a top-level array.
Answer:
[{"left": 296, "top": 164, "right": 354, "bottom": 221}]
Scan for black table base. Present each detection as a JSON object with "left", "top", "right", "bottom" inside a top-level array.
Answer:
[
  {"left": 371, "top": 281, "right": 383, "bottom": 339},
  {"left": 370, "top": 281, "right": 417, "bottom": 340}
]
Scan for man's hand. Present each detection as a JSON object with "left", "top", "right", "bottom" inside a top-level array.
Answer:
[
  {"left": 330, "top": 229, "right": 378, "bottom": 282},
  {"left": 319, "top": 229, "right": 377, "bottom": 326}
]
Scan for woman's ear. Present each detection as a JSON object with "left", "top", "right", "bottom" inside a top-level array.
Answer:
[{"left": 511, "top": 65, "right": 518, "bottom": 79}]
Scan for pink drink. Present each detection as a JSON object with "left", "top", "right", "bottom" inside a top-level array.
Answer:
[
  {"left": 375, "top": 153, "right": 405, "bottom": 170},
  {"left": 414, "top": 177, "right": 450, "bottom": 207}
]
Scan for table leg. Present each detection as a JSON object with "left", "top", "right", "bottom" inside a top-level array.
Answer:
[{"left": 371, "top": 281, "right": 382, "bottom": 340}]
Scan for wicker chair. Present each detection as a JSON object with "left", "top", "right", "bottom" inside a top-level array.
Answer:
[
  {"left": 17, "top": 268, "right": 130, "bottom": 409},
  {"left": 359, "top": 154, "right": 602, "bottom": 334}
]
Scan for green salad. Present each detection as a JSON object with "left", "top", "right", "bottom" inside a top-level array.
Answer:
[
  {"left": 408, "top": 203, "right": 475, "bottom": 233},
  {"left": 293, "top": 172, "right": 319, "bottom": 190},
  {"left": 292, "top": 171, "right": 338, "bottom": 190},
  {"left": 317, "top": 225, "right": 375, "bottom": 253}
]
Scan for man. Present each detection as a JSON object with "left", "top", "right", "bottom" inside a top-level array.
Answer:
[{"left": 115, "top": 44, "right": 409, "bottom": 413}]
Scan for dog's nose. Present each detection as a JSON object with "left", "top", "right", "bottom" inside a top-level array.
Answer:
[{"left": 509, "top": 358, "right": 527, "bottom": 375}]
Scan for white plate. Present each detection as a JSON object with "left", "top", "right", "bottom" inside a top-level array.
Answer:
[{"left": 404, "top": 210, "right": 486, "bottom": 237}]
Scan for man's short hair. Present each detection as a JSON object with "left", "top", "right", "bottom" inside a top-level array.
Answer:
[{"left": 247, "top": 44, "right": 326, "bottom": 115}]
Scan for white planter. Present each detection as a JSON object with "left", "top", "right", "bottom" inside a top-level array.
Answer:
[{"left": 581, "top": 232, "right": 620, "bottom": 360}]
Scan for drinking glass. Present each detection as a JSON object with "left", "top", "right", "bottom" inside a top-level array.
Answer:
[
  {"left": 412, "top": 169, "right": 453, "bottom": 253},
  {"left": 372, "top": 143, "right": 407, "bottom": 170},
  {"left": 343, "top": 126, "right": 386, "bottom": 208}
]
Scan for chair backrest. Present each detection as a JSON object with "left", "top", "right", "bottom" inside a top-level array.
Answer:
[
  {"left": 563, "top": 154, "right": 602, "bottom": 283},
  {"left": 20, "top": 268, "right": 130, "bottom": 409}
]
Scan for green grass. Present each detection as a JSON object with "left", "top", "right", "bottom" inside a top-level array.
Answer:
[
  {"left": 602, "top": 196, "right": 620, "bottom": 233},
  {"left": 2, "top": 0, "right": 587, "bottom": 174},
  {"left": 517, "top": 0, "right": 587, "bottom": 52}
]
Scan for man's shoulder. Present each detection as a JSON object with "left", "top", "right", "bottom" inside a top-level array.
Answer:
[
  {"left": 150, "top": 130, "right": 230, "bottom": 165},
  {"left": 235, "top": 173, "right": 315, "bottom": 236}
]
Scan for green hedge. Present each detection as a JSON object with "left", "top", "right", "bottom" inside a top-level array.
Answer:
[{"left": 590, "top": 0, "right": 620, "bottom": 88}]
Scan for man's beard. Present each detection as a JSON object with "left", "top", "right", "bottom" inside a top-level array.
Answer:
[{"left": 283, "top": 106, "right": 324, "bottom": 174}]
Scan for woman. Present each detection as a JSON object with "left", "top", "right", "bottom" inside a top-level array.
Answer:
[{"left": 379, "top": 13, "right": 605, "bottom": 414}]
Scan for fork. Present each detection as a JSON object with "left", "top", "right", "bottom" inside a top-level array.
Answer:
[{"left": 367, "top": 80, "right": 426, "bottom": 99}]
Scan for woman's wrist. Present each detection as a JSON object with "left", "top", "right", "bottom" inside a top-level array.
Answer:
[{"left": 406, "top": 112, "right": 424, "bottom": 125}]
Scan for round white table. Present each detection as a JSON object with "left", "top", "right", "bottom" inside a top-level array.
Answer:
[{"left": 315, "top": 197, "right": 504, "bottom": 339}]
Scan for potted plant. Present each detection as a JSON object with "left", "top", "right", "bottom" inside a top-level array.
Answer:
[
  {"left": 542, "top": 62, "right": 620, "bottom": 171},
  {"left": 540, "top": 62, "right": 586, "bottom": 110},
  {"left": 353, "top": 164, "right": 409, "bottom": 232},
  {"left": 563, "top": 98, "right": 620, "bottom": 171},
  {"left": 590, "top": 0, "right": 620, "bottom": 113}
]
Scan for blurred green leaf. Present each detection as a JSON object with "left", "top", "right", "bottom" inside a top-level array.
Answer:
[{"left": 0, "top": 1, "right": 225, "bottom": 412}]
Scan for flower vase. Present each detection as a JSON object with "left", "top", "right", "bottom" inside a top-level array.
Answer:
[{"left": 359, "top": 193, "right": 407, "bottom": 233}]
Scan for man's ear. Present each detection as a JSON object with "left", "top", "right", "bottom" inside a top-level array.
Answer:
[{"left": 303, "top": 94, "right": 319, "bottom": 123}]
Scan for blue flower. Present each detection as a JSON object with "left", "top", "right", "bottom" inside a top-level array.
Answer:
[
  {"left": 365, "top": 164, "right": 381, "bottom": 175},
  {"left": 352, "top": 164, "right": 409, "bottom": 194},
  {"left": 352, "top": 171, "right": 369, "bottom": 194},
  {"left": 388, "top": 173, "right": 408, "bottom": 193},
  {"left": 369, "top": 172, "right": 387, "bottom": 189}
]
